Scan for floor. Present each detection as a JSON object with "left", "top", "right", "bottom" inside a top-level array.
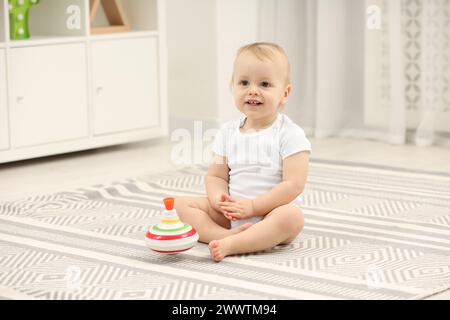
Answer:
[{"left": 0, "top": 136, "right": 449, "bottom": 300}]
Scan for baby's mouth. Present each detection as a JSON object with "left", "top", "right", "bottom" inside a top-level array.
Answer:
[{"left": 246, "top": 100, "right": 263, "bottom": 106}]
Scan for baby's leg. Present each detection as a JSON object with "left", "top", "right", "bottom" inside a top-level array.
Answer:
[
  {"left": 209, "top": 204, "right": 304, "bottom": 262},
  {"left": 174, "top": 197, "right": 251, "bottom": 243}
]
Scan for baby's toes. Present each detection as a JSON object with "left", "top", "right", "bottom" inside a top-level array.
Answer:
[{"left": 208, "top": 240, "right": 223, "bottom": 262}]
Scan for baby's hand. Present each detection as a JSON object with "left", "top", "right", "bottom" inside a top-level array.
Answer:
[
  {"left": 215, "top": 194, "right": 235, "bottom": 220},
  {"left": 218, "top": 194, "right": 255, "bottom": 221}
]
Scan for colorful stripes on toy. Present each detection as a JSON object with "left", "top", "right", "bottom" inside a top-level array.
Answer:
[{"left": 145, "top": 197, "right": 199, "bottom": 254}]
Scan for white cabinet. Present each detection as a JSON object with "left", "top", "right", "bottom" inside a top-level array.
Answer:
[
  {"left": 9, "top": 43, "right": 89, "bottom": 147},
  {"left": 0, "top": 49, "right": 8, "bottom": 150},
  {"left": 0, "top": 0, "right": 168, "bottom": 163},
  {"left": 92, "top": 37, "right": 159, "bottom": 135}
]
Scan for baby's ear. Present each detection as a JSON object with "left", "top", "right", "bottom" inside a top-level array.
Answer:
[{"left": 281, "top": 85, "right": 292, "bottom": 104}]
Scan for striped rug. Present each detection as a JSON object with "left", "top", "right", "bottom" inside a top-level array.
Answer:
[{"left": 0, "top": 160, "right": 449, "bottom": 300}]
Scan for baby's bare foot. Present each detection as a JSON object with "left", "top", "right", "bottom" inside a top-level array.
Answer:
[{"left": 208, "top": 240, "right": 230, "bottom": 262}]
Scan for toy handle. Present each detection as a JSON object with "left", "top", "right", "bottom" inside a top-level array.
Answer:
[{"left": 163, "top": 197, "right": 174, "bottom": 210}]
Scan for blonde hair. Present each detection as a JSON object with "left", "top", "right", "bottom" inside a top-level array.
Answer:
[{"left": 230, "top": 42, "right": 291, "bottom": 88}]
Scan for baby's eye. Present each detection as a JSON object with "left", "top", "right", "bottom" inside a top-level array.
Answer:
[
  {"left": 239, "top": 80, "right": 249, "bottom": 86},
  {"left": 261, "top": 81, "right": 271, "bottom": 88}
]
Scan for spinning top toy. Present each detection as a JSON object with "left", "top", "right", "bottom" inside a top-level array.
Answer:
[{"left": 145, "top": 197, "right": 199, "bottom": 254}]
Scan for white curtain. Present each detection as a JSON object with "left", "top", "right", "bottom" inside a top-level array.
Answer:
[{"left": 258, "top": 0, "right": 450, "bottom": 146}]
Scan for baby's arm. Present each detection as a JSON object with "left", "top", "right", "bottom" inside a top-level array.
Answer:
[
  {"left": 253, "top": 151, "right": 310, "bottom": 216},
  {"left": 205, "top": 154, "right": 230, "bottom": 213}
]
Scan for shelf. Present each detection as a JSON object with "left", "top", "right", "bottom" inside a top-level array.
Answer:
[
  {"left": 0, "top": 0, "right": 168, "bottom": 164},
  {"left": 5, "top": 31, "right": 159, "bottom": 48},
  {"left": 30, "top": 0, "right": 88, "bottom": 37},
  {"left": 3, "top": 31, "right": 159, "bottom": 48},
  {"left": 8, "top": 35, "right": 87, "bottom": 48},
  {"left": 121, "top": 0, "right": 158, "bottom": 31},
  {"left": 3, "top": 0, "right": 159, "bottom": 42},
  {"left": 90, "top": 0, "right": 158, "bottom": 35},
  {"left": 89, "top": 30, "right": 157, "bottom": 41},
  {"left": 8, "top": 0, "right": 88, "bottom": 42},
  {"left": 0, "top": 0, "right": 6, "bottom": 43}
]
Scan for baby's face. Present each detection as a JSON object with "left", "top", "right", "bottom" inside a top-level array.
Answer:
[{"left": 232, "top": 51, "right": 291, "bottom": 120}]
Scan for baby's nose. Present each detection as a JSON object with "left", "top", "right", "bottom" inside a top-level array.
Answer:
[{"left": 248, "top": 86, "right": 260, "bottom": 95}]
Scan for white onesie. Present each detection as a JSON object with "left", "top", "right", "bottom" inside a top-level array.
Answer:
[{"left": 212, "top": 112, "right": 311, "bottom": 228}]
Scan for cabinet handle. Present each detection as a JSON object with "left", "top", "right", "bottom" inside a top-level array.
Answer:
[
  {"left": 96, "top": 86, "right": 103, "bottom": 94},
  {"left": 16, "top": 96, "right": 24, "bottom": 103}
]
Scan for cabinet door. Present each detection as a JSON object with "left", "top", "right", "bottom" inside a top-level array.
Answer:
[
  {"left": 92, "top": 37, "right": 159, "bottom": 135},
  {"left": 0, "top": 50, "right": 8, "bottom": 150},
  {"left": 9, "top": 43, "right": 89, "bottom": 147}
]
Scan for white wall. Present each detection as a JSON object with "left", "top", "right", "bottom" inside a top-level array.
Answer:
[
  {"left": 166, "top": 0, "right": 320, "bottom": 129},
  {"left": 166, "top": 0, "right": 365, "bottom": 135},
  {"left": 259, "top": 0, "right": 314, "bottom": 132},
  {"left": 166, "top": 0, "right": 260, "bottom": 129},
  {"left": 216, "top": 0, "right": 259, "bottom": 123},
  {"left": 166, "top": 0, "right": 217, "bottom": 122}
]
